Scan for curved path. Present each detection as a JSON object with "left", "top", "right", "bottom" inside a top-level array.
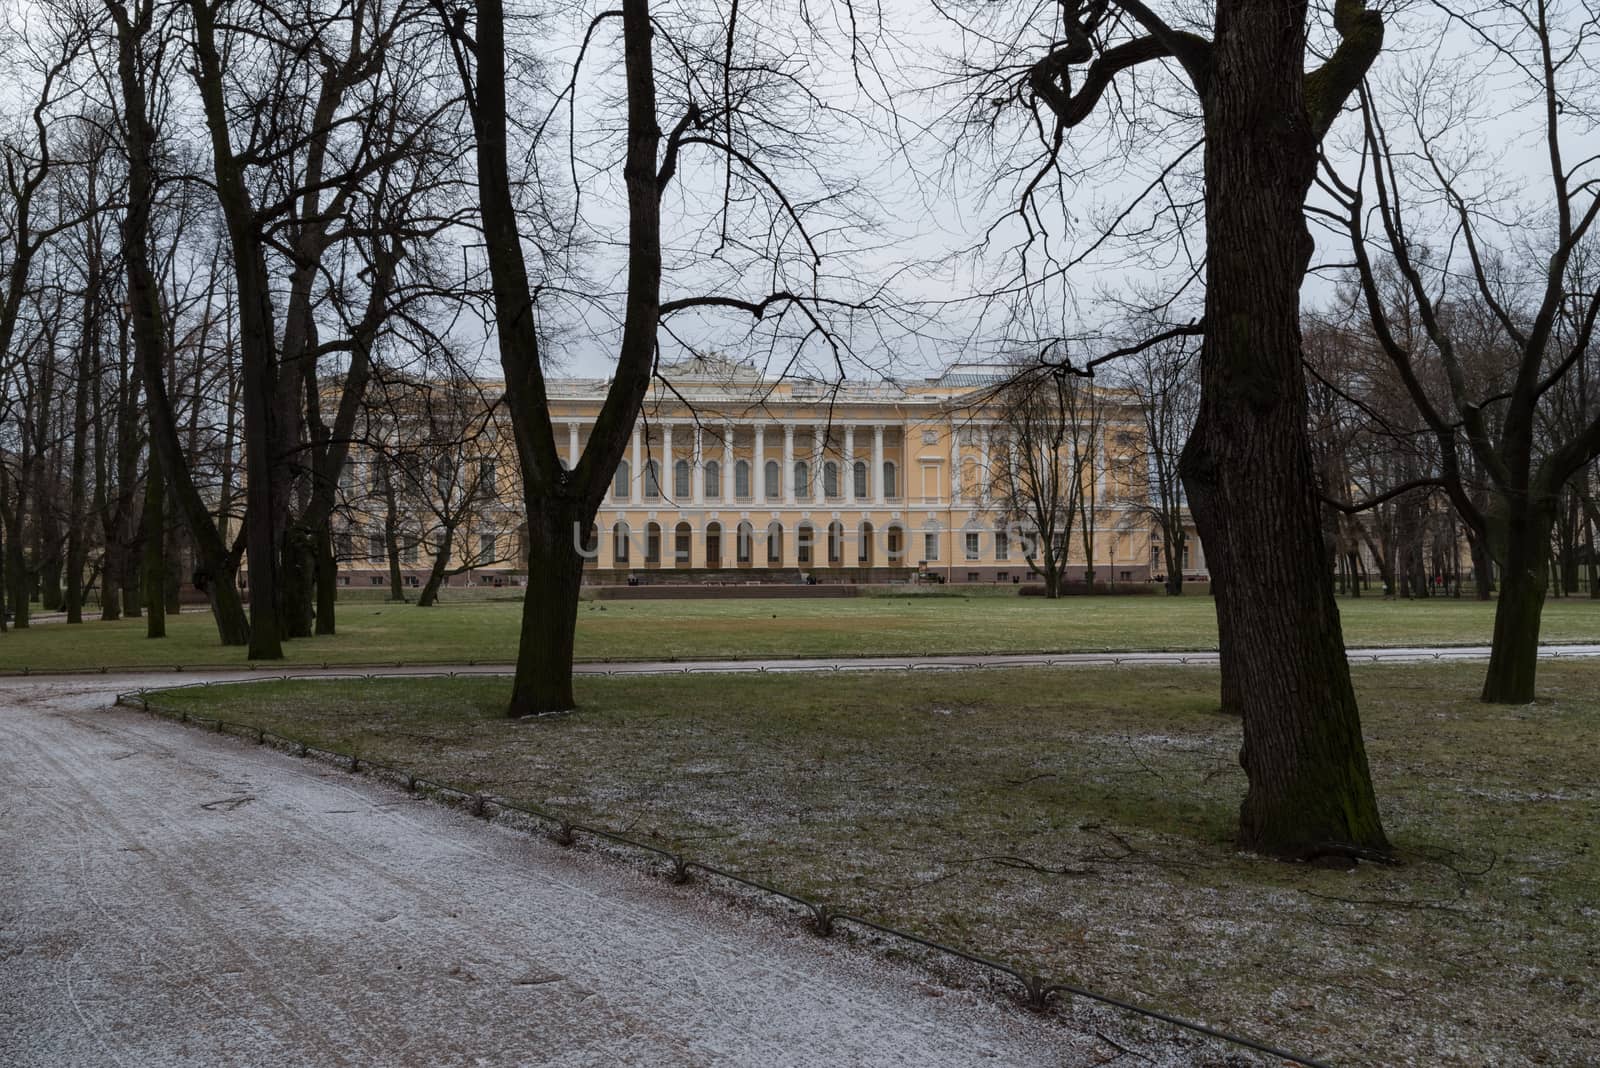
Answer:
[{"left": 0, "top": 672, "right": 1143, "bottom": 1068}]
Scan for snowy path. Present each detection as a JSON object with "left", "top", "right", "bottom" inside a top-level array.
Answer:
[{"left": 0, "top": 673, "right": 1113, "bottom": 1068}]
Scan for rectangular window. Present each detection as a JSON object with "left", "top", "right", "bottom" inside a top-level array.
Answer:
[
  {"left": 479, "top": 460, "right": 496, "bottom": 491},
  {"left": 645, "top": 527, "right": 661, "bottom": 563},
  {"left": 923, "top": 532, "right": 939, "bottom": 562},
  {"left": 336, "top": 532, "right": 354, "bottom": 561},
  {"left": 403, "top": 539, "right": 420, "bottom": 564},
  {"left": 995, "top": 531, "right": 1009, "bottom": 560},
  {"left": 479, "top": 533, "right": 497, "bottom": 561},
  {"left": 965, "top": 532, "right": 981, "bottom": 560},
  {"left": 369, "top": 532, "right": 386, "bottom": 562}
]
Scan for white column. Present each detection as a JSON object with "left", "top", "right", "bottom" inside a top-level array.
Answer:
[
  {"left": 631, "top": 424, "right": 642, "bottom": 499},
  {"left": 754, "top": 424, "right": 766, "bottom": 499},
  {"left": 844, "top": 425, "right": 857, "bottom": 503},
  {"left": 810, "top": 425, "right": 824, "bottom": 499},
  {"left": 662, "top": 422, "right": 674, "bottom": 499},
  {"left": 872, "top": 424, "right": 885, "bottom": 504},
  {"left": 567, "top": 423, "right": 580, "bottom": 469},
  {"left": 1009, "top": 437, "right": 1020, "bottom": 500},
  {"left": 951, "top": 422, "right": 963, "bottom": 505},
  {"left": 692, "top": 425, "right": 705, "bottom": 504},
  {"left": 979, "top": 425, "right": 991, "bottom": 505},
  {"left": 783, "top": 424, "right": 796, "bottom": 504},
  {"left": 722, "top": 422, "right": 734, "bottom": 499},
  {"left": 1095, "top": 427, "right": 1107, "bottom": 504}
]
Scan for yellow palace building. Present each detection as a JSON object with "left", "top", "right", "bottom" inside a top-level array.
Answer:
[{"left": 333, "top": 356, "right": 1208, "bottom": 589}]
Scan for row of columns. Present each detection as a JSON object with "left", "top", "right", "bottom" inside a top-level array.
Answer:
[{"left": 604, "top": 422, "right": 896, "bottom": 505}]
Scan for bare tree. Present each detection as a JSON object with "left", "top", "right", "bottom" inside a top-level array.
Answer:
[
  {"left": 440, "top": 0, "right": 874, "bottom": 716},
  {"left": 946, "top": 0, "right": 1390, "bottom": 856},
  {"left": 1323, "top": 0, "right": 1600, "bottom": 702},
  {"left": 989, "top": 367, "right": 1093, "bottom": 598},
  {"left": 1114, "top": 333, "right": 1198, "bottom": 595}
]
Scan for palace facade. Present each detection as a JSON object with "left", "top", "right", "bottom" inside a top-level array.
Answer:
[{"left": 331, "top": 357, "right": 1209, "bottom": 589}]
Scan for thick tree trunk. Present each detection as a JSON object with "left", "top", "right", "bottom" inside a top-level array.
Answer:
[
  {"left": 142, "top": 446, "right": 166, "bottom": 639},
  {"left": 279, "top": 529, "right": 316, "bottom": 638},
  {"left": 508, "top": 506, "right": 587, "bottom": 717},
  {"left": 1179, "top": 0, "right": 1387, "bottom": 857},
  {"left": 1481, "top": 511, "right": 1553, "bottom": 704},
  {"left": 40, "top": 555, "right": 62, "bottom": 612}
]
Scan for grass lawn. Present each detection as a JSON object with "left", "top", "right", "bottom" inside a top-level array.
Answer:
[
  {"left": 6, "top": 593, "right": 1600, "bottom": 673},
  {"left": 145, "top": 661, "right": 1599, "bottom": 1066}
]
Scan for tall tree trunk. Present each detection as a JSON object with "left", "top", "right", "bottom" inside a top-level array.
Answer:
[
  {"left": 110, "top": 0, "right": 250, "bottom": 646},
  {"left": 187, "top": 0, "right": 282, "bottom": 659},
  {"left": 163, "top": 514, "right": 182, "bottom": 614},
  {"left": 508, "top": 504, "right": 586, "bottom": 717},
  {"left": 314, "top": 525, "right": 338, "bottom": 635},
  {"left": 1481, "top": 509, "right": 1553, "bottom": 704},
  {"left": 5, "top": 478, "right": 30, "bottom": 630},
  {"left": 123, "top": 506, "right": 143, "bottom": 619},
  {"left": 100, "top": 540, "right": 123, "bottom": 621},
  {"left": 65, "top": 348, "right": 91, "bottom": 623},
  {"left": 1178, "top": 0, "right": 1387, "bottom": 857},
  {"left": 142, "top": 444, "right": 166, "bottom": 639}
]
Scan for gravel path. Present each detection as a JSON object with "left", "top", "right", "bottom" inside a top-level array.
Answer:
[{"left": 0, "top": 673, "right": 1117, "bottom": 1067}]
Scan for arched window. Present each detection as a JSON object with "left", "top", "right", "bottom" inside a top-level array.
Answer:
[
  {"left": 674, "top": 522, "right": 692, "bottom": 566},
  {"left": 735, "top": 459, "right": 751, "bottom": 499},
  {"left": 766, "top": 521, "right": 784, "bottom": 564},
  {"left": 736, "top": 521, "right": 754, "bottom": 564},
  {"left": 645, "top": 522, "right": 662, "bottom": 564},
  {"left": 797, "top": 523, "right": 814, "bottom": 565},
  {"left": 885, "top": 524, "right": 905, "bottom": 562},
  {"left": 612, "top": 522, "right": 630, "bottom": 563},
  {"left": 644, "top": 460, "right": 661, "bottom": 499},
  {"left": 674, "top": 459, "right": 691, "bottom": 499},
  {"left": 852, "top": 460, "right": 868, "bottom": 499},
  {"left": 614, "top": 460, "right": 631, "bottom": 499},
  {"left": 705, "top": 522, "right": 722, "bottom": 568},
  {"left": 705, "top": 460, "right": 721, "bottom": 499},
  {"left": 764, "top": 460, "right": 781, "bottom": 500},
  {"left": 882, "top": 461, "right": 897, "bottom": 499},
  {"left": 823, "top": 461, "right": 839, "bottom": 499},
  {"left": 793, "top": 460, "right": 810, "bottom": 499},
  {"left": 827, "top": 521, "right": 844, "bottom": 565}
]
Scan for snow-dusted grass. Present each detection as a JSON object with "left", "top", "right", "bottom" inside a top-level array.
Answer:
[
  {"left": 9, "top": 593, "right": 1600, "bottom": 672},
  {"left": 150, "top": 661, "right": 1600, "bottom": 1066}
]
